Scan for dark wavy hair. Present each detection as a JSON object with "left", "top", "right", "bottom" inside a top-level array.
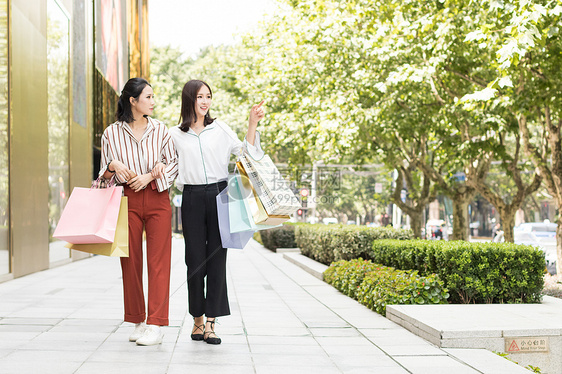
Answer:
[
  {"left": 116, "top": 78, "right": 151, "bottom": 123},
  {"left": 179, "top": 80, "right": 215, "bottom": 132}
]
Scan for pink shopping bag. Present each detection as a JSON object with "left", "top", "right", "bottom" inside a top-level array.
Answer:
[{"left": 53, "top": 185, "right": 123, "bottom": 244}]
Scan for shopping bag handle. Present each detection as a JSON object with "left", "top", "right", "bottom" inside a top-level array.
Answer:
[{"left": 91, "top": 175, "right": 116, "bottom": 189}]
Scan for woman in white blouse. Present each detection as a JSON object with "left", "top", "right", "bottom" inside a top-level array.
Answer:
[
  {"left": 169, "top": 79, "right": 264, "bottom": 345},
  {"left": 100, "top": 78, "right": 178, "bottom": 346}
]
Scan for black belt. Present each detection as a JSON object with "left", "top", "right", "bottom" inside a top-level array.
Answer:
[{"left": 183, "top": 180, "right": 227, "bottom": 191}]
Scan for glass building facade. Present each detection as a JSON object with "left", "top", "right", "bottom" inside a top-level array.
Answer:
[{"left": 1, "top": 0, "right": 149, "bottom": 282}]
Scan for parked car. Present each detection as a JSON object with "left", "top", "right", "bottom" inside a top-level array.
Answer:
[
  {"left": 514, "top": 222, "right": 557, "bottom": 274},
  {"left": 322, "top": 217, "right": 338, "bottom": 225}
]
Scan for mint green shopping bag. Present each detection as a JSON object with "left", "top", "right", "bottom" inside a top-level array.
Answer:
[{"left": 228, "top": 174, "right": 281, "bottom": 233}]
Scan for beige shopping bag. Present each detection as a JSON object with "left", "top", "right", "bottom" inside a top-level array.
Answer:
[
  {"left": 238, "top": 153, "right": 301, "bottom": 216},
  {"left": 236, "top": 162, "right": 290, "bottom": 225}
]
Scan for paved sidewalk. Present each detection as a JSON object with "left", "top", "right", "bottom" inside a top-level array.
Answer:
[{"left": 0, "top": 238, "right": 526, "bottom": 374}]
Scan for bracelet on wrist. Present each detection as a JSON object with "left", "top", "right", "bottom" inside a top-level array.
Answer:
[{"left": 107, "top": 162, "right": 116, "bottom": 173}]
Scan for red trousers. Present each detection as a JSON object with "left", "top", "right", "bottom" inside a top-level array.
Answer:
[{"left": 121, "top": 184, "right": 172, "bottom": 326}]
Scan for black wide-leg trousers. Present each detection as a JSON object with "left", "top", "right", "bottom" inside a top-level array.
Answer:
[{"left": 181, "top": 181, "right": 230, "bottom": 318}]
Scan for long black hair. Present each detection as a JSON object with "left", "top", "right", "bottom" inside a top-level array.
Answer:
[
  {"left": 116, "top": 78, "right": 151, "bottom": 123},
  {"left": 179, "top": 80, "right": 215, "bottom": 132}
]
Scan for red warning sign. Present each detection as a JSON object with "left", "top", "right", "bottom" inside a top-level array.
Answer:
[
  {"left": 505, "top": 337, "right": 548, "bottom": 353},
  {"left": 507, "top": 340, "right": 520, "bottom": 352}
]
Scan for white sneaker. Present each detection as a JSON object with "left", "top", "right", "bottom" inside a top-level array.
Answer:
[
  {"left": 129, "top": 322, "right": 147, "bottom": 342},
  {"left": 136, "top": 325, "right": 163, "bottom": 346}
]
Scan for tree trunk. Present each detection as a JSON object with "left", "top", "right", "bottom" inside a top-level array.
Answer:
[
  {"left": 498, "top": 208, "right": 516, "bottom": 243},
  {"left": 391, "top": 167, "right": 436, "bottom": 239},
  {"left": 451, "top": 191, "right": 473, "bottom": 241},
  {"left": 409, "top": 211, "right": 423, "bottom": 239},
  {"left": 518, "top": 113, "right": 562, "bottom": 273},
  {"left": 556, "top": 215, "right": 562, "bottom": 274}
]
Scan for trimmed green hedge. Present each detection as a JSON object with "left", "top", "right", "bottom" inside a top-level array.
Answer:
[
  {"left": 259, "top": 223, "right": 299, "bottom": 251},
  {"left": 324, "top": 258, "right": 449, "bottom": 316},
  {"left": 296, "top": 224, "right": 413, "bottom": 265},
  {"left": 370, "top": 240, "right": 545, "bottom": 304}
]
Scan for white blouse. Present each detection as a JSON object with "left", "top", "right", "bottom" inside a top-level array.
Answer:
[
  {"left": 100, "top": 118, "right": 179, "bottom": 192},
  {"left": 169, "top": 119, "right": 264, "bottom": 189}
]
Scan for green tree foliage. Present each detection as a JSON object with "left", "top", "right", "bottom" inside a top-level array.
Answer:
[
  {"left": 150, "top": 46, "right": 191, "bottom": 127},
  {"left": 150, "top": 0, "right": 554, "bottom": 243},
  {"left": 460, "top": 0, "right": 562, "bottom": 268}
]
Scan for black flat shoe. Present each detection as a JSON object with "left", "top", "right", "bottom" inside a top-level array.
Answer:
[
  {"left": 204, "top": 319, "right": 221, "bottom": 345},
  {"left": 191, "top": 320, "right": 205, "bottom": 341}
]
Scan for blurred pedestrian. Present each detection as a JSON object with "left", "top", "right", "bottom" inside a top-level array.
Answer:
[
  {"left": 99, "top": 77, "right": 178, "bottom": 346},
  {"left": 434, "top": 226, "right": 443, "bottom": 240},
  {"left": 492, "top": 223, "right": 501, "bottom": 241}
]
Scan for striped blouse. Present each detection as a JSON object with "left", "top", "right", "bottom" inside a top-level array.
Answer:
[{"left": 99, "top": 117, "right": 178, "bottom": 192}]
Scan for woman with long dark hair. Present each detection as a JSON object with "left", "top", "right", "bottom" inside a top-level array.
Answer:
[
  {"left": 99, "top": 77, "right": 178, "bottom": 346},
  {"left": 169, "top": 80, "right": 264, "bottom": 345}
]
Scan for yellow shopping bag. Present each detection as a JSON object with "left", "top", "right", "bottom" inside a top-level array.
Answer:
[
  {"left": 236, "top": 162, "right": 290, "bottom": 225},
  {"left": 66, "top": 197, "right": 129, "bottom": 257}
]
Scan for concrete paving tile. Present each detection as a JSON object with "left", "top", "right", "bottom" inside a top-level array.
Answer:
[
  {"left": 0, "top": 349, "right": 14, "bottom": 359},
  {"left": 101, "top": 331, "right": 132, "bottom": 343},
  {"left": 173, "top": 341, "right": 251, "bottom": 355},
  {"left": 443, "top": 348, "right": 531, "bottom": 374},
  {"left": 7, "top": 307, "right": 73, "bottom": 319},
  {"left": 96, "top": 341, "right": 175, "bottom": 353},
  {"left": 441, "top": 329, "right": 502, "bottom": 339},
  {"left": 0, "top": 324, "right": 52, "bottom": 332},
  {"left": 3, "top": 349, "right": 92, "bottom": 362},
  {"left": 19, "top": 339, "right": 102, "bottom": 351},
  {"left": 368, "top": 335, "right": 431, "bottom": 347},
  {"left": 315, "top": 336, "right": 374, "bottom": 346},
  {"left": 329, "top": 353, "right": 401, "bottom": 368},
  {"left": 347, "top": 317, "right": 400, "bottom": 329},
  {"left": 216, "top": 326, "right": 249, "bottom": 335},
  {"left": 0, "top": 318, "right": 62, "bottom": 325},
  {"left": 250, "top": 344, "right": 327, "bottom": 355},
  {"left": 74, "top": 362, "right": 168, "bottom": 374},
  {"left": 87, "top": 349, "right": 173, "bottom": 363},
  {"left": 169, "top": 351, "right": 254, "bottom": 365},
  {"left": 47, "top": 324, "right": 117, "bottom": 333},
  {"left": 168, "top": 364, "right": 255, "bottom": 374},
  {"left": 360, "top": 327, "right": 420, "bottom": 338},
  {"left": 0, "top": 303, "right": 30, "bottom": 315},
  {"left": 0, "top": 331, "right": 43, "bottom": 341},
  {"left": 0, "top": 360, "right": 82, "bottom": 374},
  {"left": 301, "top": 320, "right": 350, "bottom": 328},
  {"left": 440, "top": 337, "right": 504, "bottom": 351},
  {"left": 383, "top": 344, "right": 447, "bottom": 356},
  {"left": 57, "top": 318, "right": 122, "bottom": 326},
  {"left": 251, "top": 353, "right": 334, "bottom": 367},
  {"left": 255, "top": 365, "right": 341, "bottom": 374},
  {"left": 0, "top": 340, "right": 28, "bottom": 351},
  {"left": 342, "top": 369, "right": 409, "bottom": 374},
  {"left": 395, "top": 355, "right": 480, "bottom": 374},
  {"left": 30, "top": 331, "right": 110, "bottom": 342},
  {"left": 245, "top": 326, "right": 310, "bottom": 336},
  {"left": 308, "top": 327, "right": 362, "bottom": 337},
  {"left": 503, "top": 328, "right": 561, "bottom": 336},
  {"left": 321, "top": 343, "right": 386, "bottom": 356},
  {"left": 247, "top": 335, "right": 319, "bottom": 346}
]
